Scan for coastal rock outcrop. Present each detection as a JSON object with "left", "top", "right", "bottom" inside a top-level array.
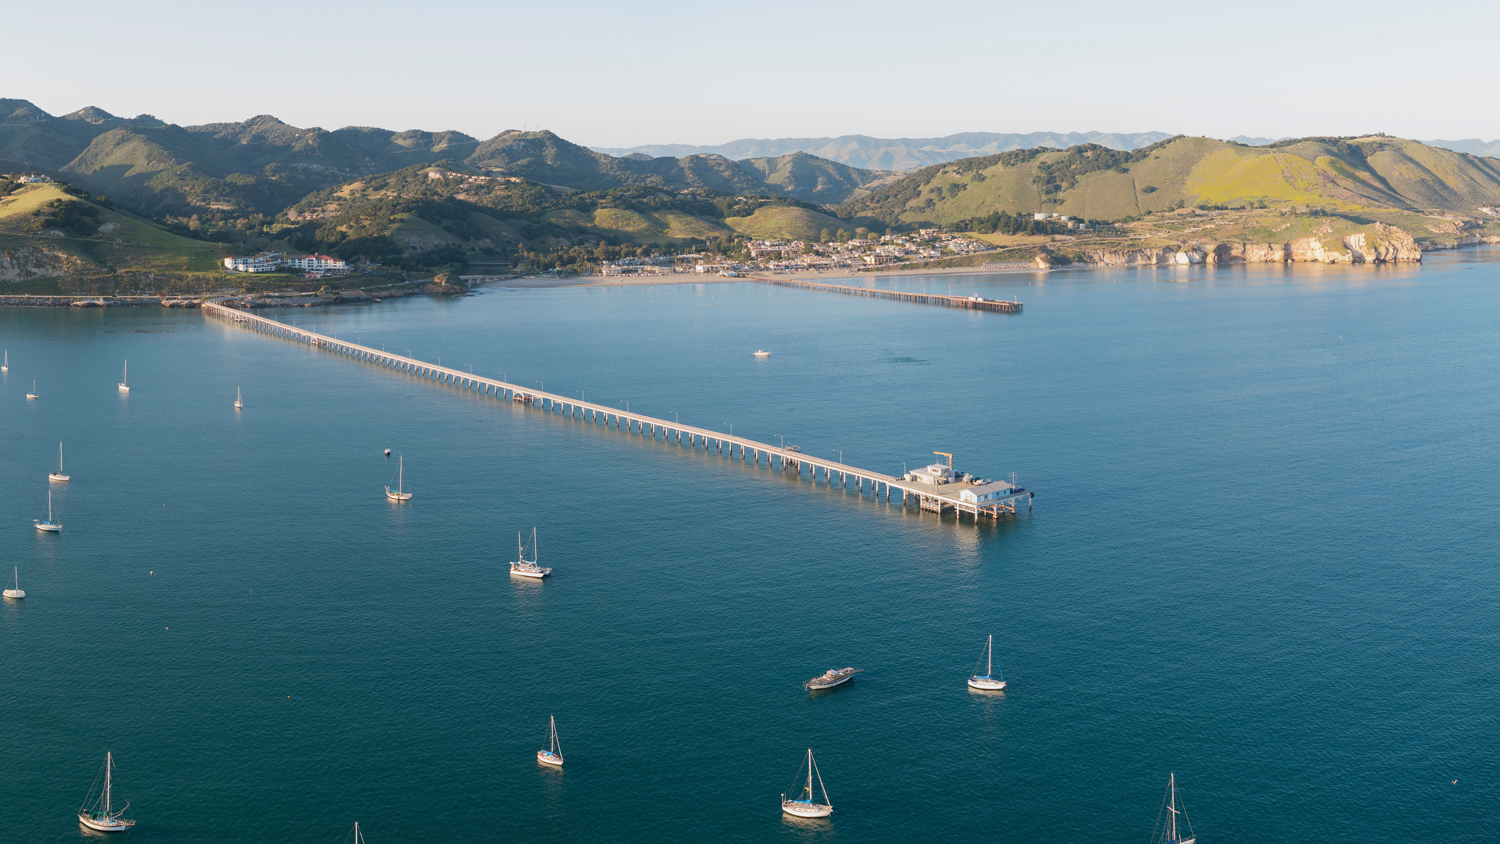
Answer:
[
  {"left": 1067, "top": 223, "right": 1422, "bottom": 268},
  {"left": 0, "top": 245, "right": 90, "bottom": 282}
]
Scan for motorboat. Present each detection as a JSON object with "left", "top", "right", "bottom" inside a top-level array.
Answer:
[
  {"left": 805, "top": 667, "right": 861, "bottom": 690},
  {"left": 754, "top": 350, "right": 771, "bottom": 357}
]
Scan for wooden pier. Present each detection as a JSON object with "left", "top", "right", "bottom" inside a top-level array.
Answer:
[
  {"left": 754, "top": 278, "right": 1022, "bottom": 313},
  {"left": 203, "top": 301, "right": 1033, "bottom": 522}
]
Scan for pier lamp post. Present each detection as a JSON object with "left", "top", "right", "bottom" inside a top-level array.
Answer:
[{"left": 832, "top": 449, "right": 842, "bottom": 464}]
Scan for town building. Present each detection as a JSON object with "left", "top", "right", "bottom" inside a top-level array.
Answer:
[{"left": 223, "top": 252, "right": 287, "bottom": 273}]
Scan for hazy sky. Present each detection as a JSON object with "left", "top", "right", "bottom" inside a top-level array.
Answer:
[{"left": 9, "top": 0, "right": 1500, "bottom": 147}]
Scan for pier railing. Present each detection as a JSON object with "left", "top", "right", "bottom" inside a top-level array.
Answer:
[
  {"left": 752, "top": 278, "right": 1022, "bottom": 313},
  {"left": 203, "top": 301, "right": 1031, "bottom": 521}
]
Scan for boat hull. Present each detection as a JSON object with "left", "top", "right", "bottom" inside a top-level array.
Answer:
[
  {"left": 78, "top": 814, "right": 135, "bottom": 833},
  {"left": 537, "top": 751, "right": 563, "bottom": 766},
  {"left": 35, "top": 522, "right": 60, "bottom": 533},
  {"left": 26, "top": 394, "right": 37, "bottom": 400},
  {"left": 385, "top": 487, "right": 412, "bottom": 502},
  {"left": 781, "top": 801, "right": 832, "bottom": 818},
  {"left": 118, "top": 385, "right": 129, "bottom": 393},
  {"left": 510, "top": 564, "right": 551, "bottom": 578},
  {"left": 2, "top": 589, "right": 22, "bottom": 599},
  {"left": 49, "top": 473, "right": 69, "bottom": 482},
  {"left": 968, "top": 677, "right": 1006, "bottom": 691}
]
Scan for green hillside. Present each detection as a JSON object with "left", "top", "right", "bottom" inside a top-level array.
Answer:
[
  {"left": 838, "top": 136, "right": 1500, "bottom": 231},
  {"left": 723, "top": 205, "right": 851, "bottom": 240}
]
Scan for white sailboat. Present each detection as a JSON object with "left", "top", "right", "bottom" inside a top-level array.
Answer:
[
  {"left": 117, "top": 360, "right": 129, "bottom": 393},
  {"left": 385, "top": 454, "right": 412, "bottom": 502},
  {"left": 537, "top": 715, "right": 564, "bottom": 766},
  {"left": 1151, "top": 773, "right": 1196, "bottom": 844},
  {"left": 2, "top": 350, "right": 7, "bottom": 372},
  {"left": 50, "top": 441, "right": 70, "bottom": 482},
  {"left": 78, "top": 751, "right": 136, "bottom": 833},
  {"left": 234, "top": 386, "right": 243, "bottom": 410},
  {"left": 510, "top": 527, "right": 551, "bottom": 578},
  {"left": 3, "top": 567, "right": 23, "bottom": 600},
  {"left": 781, "top": 748, "right": 833, "bottom": 818},
  {"left": 967, "top": 634, "right": 1007, "bottom": 691},
  {"left": 35, "top": 490, "right": 61, "bottom": 533},
  {"left": 347, "top": 821, "right": 367, "bottom": 844},
  {"left": 754, "top": 350, "right": 771, "bottom": 357},
  {"left": 26, "top": 379, "right": 38, "bottom": 400}
]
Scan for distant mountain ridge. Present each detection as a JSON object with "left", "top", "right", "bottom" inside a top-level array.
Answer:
[
  {"left": 595, "top": 132, "right": 1180, "bottom": 171},
  {"left": 600, "top": 132, "right": 1500, "bottom": 170}
]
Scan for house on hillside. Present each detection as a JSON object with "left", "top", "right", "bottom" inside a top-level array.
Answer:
[
  {"left": 17, "top": 174, "right": 54, "bottom": 184},
  {"left": 223, "top": 252, "right": 287, "bottom": 273}
]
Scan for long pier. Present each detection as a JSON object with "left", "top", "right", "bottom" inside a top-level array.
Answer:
[
  {"left": 754, "top": 278, "right": 1022, "bottom": 313},
  {"left": 203, "top": 301, "right": 1032, "bottom": 521}
]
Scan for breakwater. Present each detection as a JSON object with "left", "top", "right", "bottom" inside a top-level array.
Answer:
[{"left": 0, "top": 295, "right": 201, "bottom": 308}]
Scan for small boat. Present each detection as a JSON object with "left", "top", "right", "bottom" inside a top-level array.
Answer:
[
  {"left": 1150, "top": 773, "right": 1196, "bottom": 844},
  {"left": 348, "top": 822, "right": 368, "bottom": 844},
  {"left": 3, "top": 567, "right": 23, "bottom": 600},
  {"left": 805, "top": 667, "right": 861, "bottom": 690},
  {"left": 35, "top": 490, "right": 61, "bottom": 533},
  {"left": 754, "top": 350, "right": 771, "bottom": 357},
  {"left": 384, "top": 448, "right": 391, "bottom": 457},
  {"left": 117, "top": 360, "right": 129, "bottom": 393},
  {"left": 77, "top": 751, "right": 136, "bottom": 833},
  {"left": 537, "top": 715, "right": 563, "bottom": 766},
  {"left": 49, "top": 441, "right": 70, "bottom": 483},
  {"left": 967, "top": 634, "right": 1006, "bottom": 691},
  {"left": 780, "top": 749, "right": 833, "bottom": 818},
  {"left": 2, "top": 350, "right": 7, "bottom": 372},
  {"left": 234, "top": 386, "right": 243, "bottom": 410},
  {"left": 385, "top": 454, "right": 412, "bottom": 502},
  {"left": 26, "top": 380, "right": 38, "bottom": 400},
  {"left": 510, "top": 527, "right": 551, "bottom": 578}
]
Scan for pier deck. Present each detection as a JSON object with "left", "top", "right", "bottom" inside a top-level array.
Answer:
[
  {"left": 753, "top": 278, "right": 1022, "bottom": 313},
  {"left": 203, "top": 301, "right": 1032, "bottom": 522}
]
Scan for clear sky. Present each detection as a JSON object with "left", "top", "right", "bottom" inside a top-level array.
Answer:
[{"left": 9, "top": 0, "right": 1499, "bottom": 147}]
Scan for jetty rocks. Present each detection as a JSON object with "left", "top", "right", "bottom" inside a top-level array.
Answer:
[{"left": 0, "top": 295, "right": 200, "bottom": 308}]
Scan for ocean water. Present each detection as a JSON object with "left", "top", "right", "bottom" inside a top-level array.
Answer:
[{"left": 2, "top": 251, "right": 1499, "bottom": 843}]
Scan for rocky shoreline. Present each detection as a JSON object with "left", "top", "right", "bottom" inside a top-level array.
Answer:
[
  {"left": 1037, "top": 223, "right": 1425, "bottom": 269},
  {"left": 0, "top": 277, "right": 497, "bottom": 309}
]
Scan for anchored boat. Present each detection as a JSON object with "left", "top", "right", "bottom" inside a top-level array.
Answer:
[
  {"left": 34, "top": 490, "right": 61, "bottom": 533},
  {"left": 1150, "top": 773, "right": 1196, "bottom": 844},
  {"left": 510, "top": 527, "right": 551, "bottom": 578},
  {"left": 537, "top": 715, "right": 563, "bottom": 766},
  {"left": 26, "top": 380, "right": 38, "bottom": 400},
  {"left": 3, "top": 566, "right": 23, "bottom": 600},
  {"left": 234, "top": 386, "right": 243, "bottom": 410},
  {"left": 118, "top": 360, "right": 129, "bottom": 394},
  {"left": 754, "top": 350, "right": 771, "bottom": 357},
  {"left": 77, "top": 751, "right": 136, "bottom": 833},
  {"left": 805, "top": 667, "right": 861, "bottom": 690},
  {"left": 2, "top": 350, "right": 7, "bottom": 372},
  {"left": 49, "top": 442, "right": 70, "bottom": 483},
  {"left": 780, "top": 749, "right": 833, "bottom": 818},
  {"left": 385, "top": 454, "right": 412, "bottom": 502},
  {"left": 967, "top": 634, "right": 1006, "bottom": 691}
]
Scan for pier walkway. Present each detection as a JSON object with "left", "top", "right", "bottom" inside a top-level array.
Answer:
[
  {"left": 203, "top": 301, "right": 1032, "bottom": 522},
  {"left": 753, "top": 278, "right": 1022, "bottom": 313}
]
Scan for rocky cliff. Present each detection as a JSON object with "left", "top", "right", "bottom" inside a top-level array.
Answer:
[
  {"left": 0, "top": 245, "right": 94, "bottom": 282},
  {"left": 1042, "top": 222, "right": 1422, "bottom": 268}
]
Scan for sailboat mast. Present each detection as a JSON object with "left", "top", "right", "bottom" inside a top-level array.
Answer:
[
  {"left": 807, "top": 749, "right": 814, "bottom": 799},
  {"left": 104, "top": 752, "right": 113, "bottom": 815},
  {"left": 987, "top": 634, "right": 993, "bottom": 676},
  {"left": 1168, "top": 772, "right": 1177, "bottom": 842}
]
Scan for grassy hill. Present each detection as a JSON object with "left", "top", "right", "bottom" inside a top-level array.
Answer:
[
  {"left": 723, "top": 205, "right": 850, "bottom": 240},
  {"left": 840, "top": 136, "right": 1500, "bottom": 222}
]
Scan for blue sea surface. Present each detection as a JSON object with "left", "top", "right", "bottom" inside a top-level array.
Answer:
[{"left": 2, "top": 251, "right": 1499, "bottom": 843}]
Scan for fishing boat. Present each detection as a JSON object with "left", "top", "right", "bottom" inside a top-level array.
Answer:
[
  {"left": 234, "top": 387, "right": 243, "bottom": 410},
  {"left": 26, "top": 380, "right": 38, "bottom": 400},
  {"left": 3, "top": 567, "right": 23, "bottom": 600},
  {"left": 77, "top": 751, "right": 136, "bottom": 833},
  {"left": 780, "top": 749, "right": 833, "bottom": 818},
  {"left": 510, "top": 527, "right": 551, "bottom": 578},
  {"left": 385, "top": 454, "right": 412, "bottom": 502},
  {"left": 754, "top": 350, "right": 771, "bottom": 357},
  {"left": 35, "top": 490, "right": 61, "bottom": 533},
  {"left": 967, "top": 634, "right": 1007, "bottom": 691},
  {"left": 805, "top": 667, "right": 861, "bottom": 690},
  {"left": 1150, "top": 773, "right": 1196, "bottom": 844},
  {"left": 537, "top": 715, "right": 563, "bottom": 766},
  {"left": 49, "top": 442, "right": 70, "bottom": 483},
  {"left": 117, "top": 360, "right": 129, "bottom": 393}
]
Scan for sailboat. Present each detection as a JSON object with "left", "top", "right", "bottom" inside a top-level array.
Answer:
[
  {"left": 50, "top": 442, "right": 70, "bottom": 482},
  {"left": 35, "top": 490, "right": 61, "bottom": 533},
  {"left": 780, "top": 749, "right": 833, "bottom": 818},
  {"left": 78, "top": 751, "right": 136, "bottom": 833},
  {"left": 26, "top": 379, "right": 38, "bottom": 400},
  {"left": 510, "top": 527, "right": 551, "bottom": 578},
  {"left": 753, "top": 350, "right": 771, "bottom": 357},
  {"left": 967, "top": 634, "right": 1006, "bottom": 691},
  {"left": 537, "top": 715, "right": 563, "bottom": 766},
  {"left": 2, "top": 350, "right": 7, "bottom": 372},
  {"left": 347, "top": 822, "right": 367, "bottom": 844},
  {"left": 1150, "top": 773, "right": 1196, "bottom": 844},
  {"left": 117, "top": 360, "right": 129, "bottom": 393},
  {"left": 234, "top": 387, "right": 243, "bottom": 410},
  {"left": 3, "top": 567, "right": 23, "bottom": 599},
  {"left": 385, "top": 454, "right": 412, "bottom": 502}
]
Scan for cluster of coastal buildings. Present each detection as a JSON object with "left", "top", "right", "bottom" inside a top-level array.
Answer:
[
  {"left": 222, "top": 251, "right": 348, "bottom": 277},
  {"left": 600, "top": 230, "right": 992, "bottom": 277}
]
